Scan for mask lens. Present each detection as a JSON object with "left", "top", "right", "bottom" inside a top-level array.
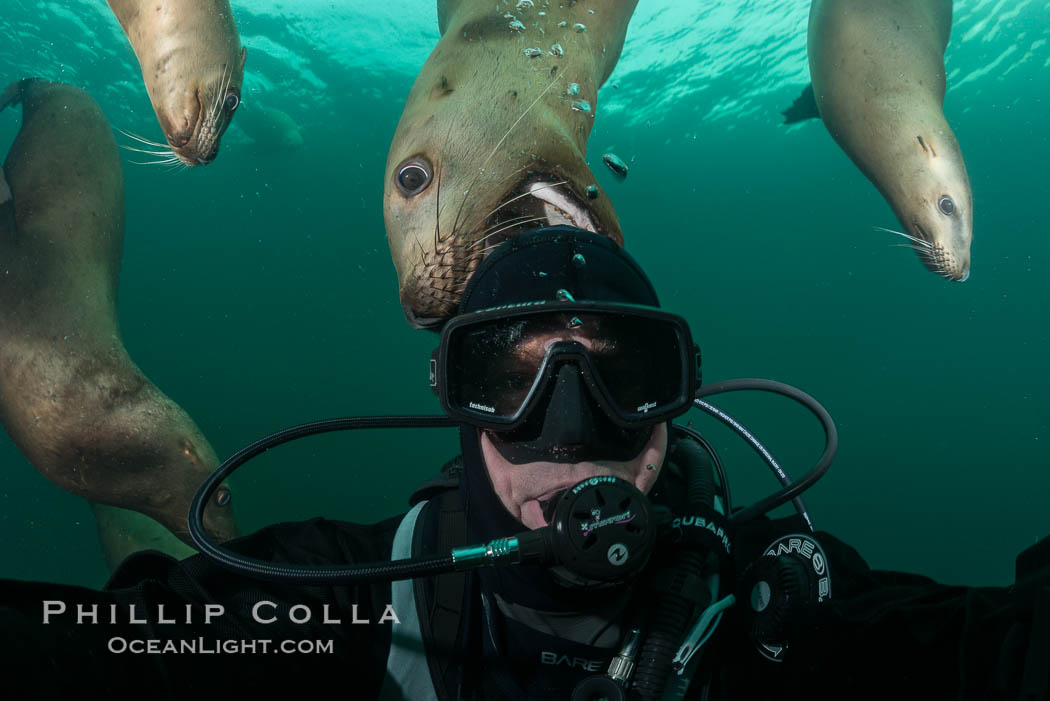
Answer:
[
  {"left": 444, "top": 308, "right": 691, "bottom": 426},
  {"left": 586, "top": 314, "right": 687, "bottom": 418},
  {"left": 447, "top": 317, "right": 539, "bottom": 421}
]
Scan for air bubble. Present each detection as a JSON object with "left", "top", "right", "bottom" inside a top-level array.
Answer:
[
  {"left": 567, "top": 82, "right": 580, "bottom": 95},
  {"left": 550, "top": 43, "right": 564, "bottom": 57},
  {"left": 602, "top": 152, "right": 628, "bottom": 179},
  {"left": 509, "top": 19, "right": 526, "bottom": 31},
  {"left": 523, "top": 47, "right": 542, "bottom": 58},
  {"left": 573, "top": 23, "right": 586, "bottom": 32},
  {"left": 570, "top": 99, "right": 591, "bottom": 113},
  {"left": 572, "top": 253, "right": 586, "bottom": 268}
]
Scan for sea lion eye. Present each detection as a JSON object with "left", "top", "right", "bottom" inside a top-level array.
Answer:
[
  {"left": 223, "top": 93, "right": 240, "bottom": 112},
  {"left": 396, "top": 158, "right": 433, "bottom": 196},
  {"left": 938, "top": 196, "right": 955, "bottom": 216}
]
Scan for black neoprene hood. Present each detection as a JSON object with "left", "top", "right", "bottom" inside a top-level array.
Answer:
[{"left": 457, "top": 225, "right": 660, "bottom": 313}]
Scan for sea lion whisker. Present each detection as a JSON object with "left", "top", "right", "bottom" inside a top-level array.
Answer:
[
  {"left": 470, "top": 217, "right": 550, "bottom": 252},
  {"left": 448, "top": 161, "right": 533, "bottom": 238},
  {"left": 874, "top": 225, "right": 931, "bottom": 248},
  {"left": 473, "top": 242, "right": 506, "bottom": 257},
  {"left": 212, "top": 61, "right": 232, "bottom": 123},
  {"left": 119, "top": 144, "right": 177, "bottom": 157},
  {"left": 484, "top": 180, "right": 570, "bottom": 222},
  {"left": 477, "top": 70, "right": 562, "bottom": 177},
  {"left": 449, "top": 72, "right": 563, "bottom": 237},
  {"left": 475, "top": 214, "right": 540, "bottom": 236},
  {"left": 116, "top": 128, "right": 170, "bottom": 149},
  {"left": 220, "top": 61, "right": 234, "bottom": 111},
  {"left": 212, "top": 62, "right": 229, "bottom": 118},
  {"left": 128, "top": 157, "right": 181, "bottom": 166},
  {"left": 433, "top": 131, "right": 449, "bottom": 248}
]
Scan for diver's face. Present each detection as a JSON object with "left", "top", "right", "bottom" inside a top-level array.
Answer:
[
  {"left": 480, "top": 423, "right": 667, "bottom": 530},
  {"left": 476, "top": 323, "right": 669, "bottom": 529}
]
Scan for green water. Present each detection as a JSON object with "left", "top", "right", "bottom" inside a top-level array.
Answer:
[{"left": 0, "top": 0, "right": 1047, "bottom": 588}]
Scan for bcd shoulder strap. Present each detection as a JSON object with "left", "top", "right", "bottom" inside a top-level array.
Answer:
[
  {"left": 415, "top": 482, "right": 471, "bottom": 701},
  {"left": 384, "top": 456, "right": 470, "bottom": 701}
]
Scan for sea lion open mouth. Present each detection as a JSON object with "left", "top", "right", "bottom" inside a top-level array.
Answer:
[{"left": 396, "top": 171, "right": 611, "bottom": 329}]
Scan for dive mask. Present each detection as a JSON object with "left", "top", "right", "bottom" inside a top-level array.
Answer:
[{"left": 431, "top": 301, "right": 701, "bottom": 462}]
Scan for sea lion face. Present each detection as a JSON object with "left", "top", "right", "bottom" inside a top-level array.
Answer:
[
  {"left": 155, "top": 47, "right": 247, "bottom": 166},
  {"left": 895, "top": 135, "right": 973, "bottom": 281},
  {"left": 384, "top": 65, "right": 620, "bottom": 329}
]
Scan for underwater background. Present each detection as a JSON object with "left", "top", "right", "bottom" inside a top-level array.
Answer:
[{"left": 0, "top": 0, "right": 1046, "bottom": 588}]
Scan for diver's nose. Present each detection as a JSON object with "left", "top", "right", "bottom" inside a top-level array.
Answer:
[{"left": 539, "top": 364, "right": 594, "bottom": 447}]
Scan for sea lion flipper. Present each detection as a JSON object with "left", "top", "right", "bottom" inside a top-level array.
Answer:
[
  {"left": 0, "top": 79, "right": 28, "bottom": 111},
  {"left": 0, "top": 81, "right": 23, "bottom": 206},
  {"left": 782, "top": 84, "right": 819, "bottom": 124}
]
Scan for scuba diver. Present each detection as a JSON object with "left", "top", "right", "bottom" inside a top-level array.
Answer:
[{"left": 1, "top": 227, "right": 1048, "bottom": 700}]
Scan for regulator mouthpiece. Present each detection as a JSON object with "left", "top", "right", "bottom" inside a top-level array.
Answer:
[{"left": 451, "top": 476, "right": 655, "bottom": 581}]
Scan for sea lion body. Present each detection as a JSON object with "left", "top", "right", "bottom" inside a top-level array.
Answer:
[
  {"left": 106, "top": 0, "right": 246, "bottom": 165},
  {"left": 235, "top": 103, "right": 304, "bottom": 151},
  {"left": 0, "top": 79, "right": 235, "bottom": 544},
  {"left": 808, "top": 0, "right": 972, "bottom": 280},
  {"left": 385, "top": 0, "right": 638, "bottom": 327}
]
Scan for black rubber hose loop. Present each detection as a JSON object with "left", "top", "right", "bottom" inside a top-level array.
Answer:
[
  {"left": 188, "top": 415, "right": 457, "bottom": 584},
  {"left": 693, "top": 379, "right": 837, "bottom": 526}
]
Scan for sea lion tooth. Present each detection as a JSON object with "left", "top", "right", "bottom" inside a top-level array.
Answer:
[
  {"left": 106, "top": 0, "right": 247, "bottom": 167},
  {"left": 385, "top": 0, "right": 639, "bottom": 328},
  {"left": 791, "top": 0, "right": 973, "bottom": 281}
]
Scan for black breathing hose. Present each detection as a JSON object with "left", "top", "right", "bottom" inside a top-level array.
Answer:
[
  {"left": 631, "top": 438, "right": 717, "bottom": 700},
  {"left": 672, "top": 424, "right": 731, "bottom": 515},
  {"left": 188, "top": 379, "right": 836, "bottom": 587},
  {"left": 188, "top": 415, "right": 458, "bottom": 584},
  {"left": 694, "top": 379, "right": 837, "bottom": 527}
]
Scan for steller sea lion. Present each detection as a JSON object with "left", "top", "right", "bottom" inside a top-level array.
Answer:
[
  {"left": 0, "top": 79, "right": 236, "bottom": 552},
  {"left": 106, "top": 0, "right": 247, "bottom": 166},
  {"left": 787, "top": 0, "right": 973, "bottom": 281},
  {"left": 384, "top": 0, "right": 639, "bottom": 328},
  {"left": 235, "top": 102, "right": 304, "bottom": 152}
]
